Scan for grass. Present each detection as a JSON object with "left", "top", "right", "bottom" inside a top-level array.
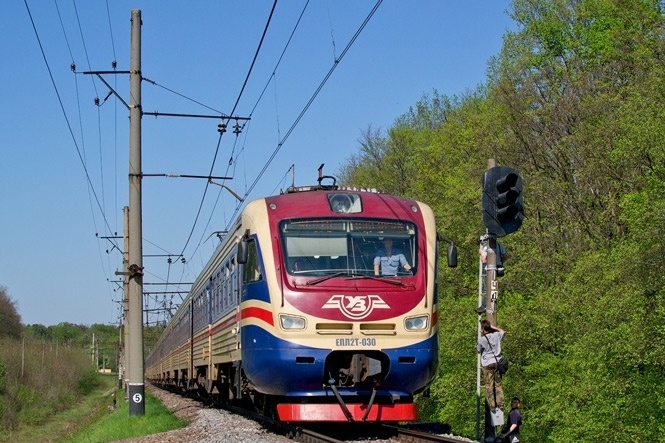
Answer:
[
  {"left": 1, "top": 375, "right": 188, "bottom": 443},
  {"left": 64, "top": 386, "right": 189, "bottom": 443}
]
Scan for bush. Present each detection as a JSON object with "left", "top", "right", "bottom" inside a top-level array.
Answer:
[
  {"left": 0, "top": 336, "right": 98, "bottom": 433},
  {"left": 0, "top": 360, "right": 6, "bottom": 393},
  {"left": 78, "top": 369, "right": 102, "bottom": 395},
  {"left": 0, "top": 287, "right": 22, "bottom": 339}
]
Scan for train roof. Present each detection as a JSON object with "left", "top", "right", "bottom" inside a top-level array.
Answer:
[{"left": 264, "top": 184, "right": 425, "bottom": 220}]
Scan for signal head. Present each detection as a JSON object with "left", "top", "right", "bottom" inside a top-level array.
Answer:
[{"left": 482, "top": 166, "right": 524, "bottom": 237}]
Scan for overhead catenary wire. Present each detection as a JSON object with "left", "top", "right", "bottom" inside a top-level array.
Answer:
[
  {"left": 144, "top": 77, "right": 228, "bottom": 116},
  {"left": 56, "top": 0, "right": 113, "bottom": 286},
  {"left": 61, "top": 2, "right": 274, "bottom": 323},
  {"left": 187, "top": 0, "right": 383, "bottom": 258},
  {"left": 23, "top": 0, "right": 118, "bottom": 250},
  {"left": 29, "top": 1, "right": 384, "bottom": 325},
  {"left": 174, "top": 0, "right": 279, "bottom": 264},
  {"left": 31, "top": 0, "right": 125, "bottom": 320},
  {"left": 222, "top": 0, "right": 384, "bottom": 231},
  {"left": 72, "top": 0, "right": 121, "bottom": 305},
  {"left": 104, "top": 0, "right": 117, "bottom": 65},
  {"left": 102, "top": 0, "right": 120, "bottom": 249},
  {"left": 168, "top": 0, "right": 383, "bottom": 309},
  {"left": 178, "top": 0, "right": 309, "bottom": 282}
]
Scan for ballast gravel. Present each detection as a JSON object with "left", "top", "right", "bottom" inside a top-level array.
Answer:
[
  {"left": 110, "top": 384, "right": 476, "bottom": 443},
  {"left": 110, "top": 384, "right": 291, "bottom": 443}
]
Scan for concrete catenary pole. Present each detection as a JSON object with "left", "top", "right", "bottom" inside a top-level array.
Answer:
[{"left": 127, "top": 9, "right": 145, "bottom": 416}]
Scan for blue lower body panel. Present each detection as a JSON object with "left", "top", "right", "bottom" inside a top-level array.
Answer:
[{"left": 240, "top": 325, "right": 437, "bottom": 397}]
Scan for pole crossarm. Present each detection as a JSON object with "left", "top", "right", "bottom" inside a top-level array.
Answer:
[
  {"left": 142, "top": 173, "right": 234, "bottom": 180},
  {"left": 143, "top": 111, "right": 250, "bottom": 120},
  {"left": 82, "top": 70, "right": 132, "bottom": 74},
  {"left": 143, "top": 282, "right": 193, "bottom": 285},
  {"left": 81, "top": 73, "right": 250, "bottom": 123}
]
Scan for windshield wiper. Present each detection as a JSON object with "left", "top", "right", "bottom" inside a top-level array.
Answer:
[
  {"left": 305, "top": 272, "right": 406, "bottom": 287},
  {"left": 348, "top": 275, "right": 406, "bottom": 286},
  {"left": 305, "top": 272, "right": 347, "bottom": 286}
]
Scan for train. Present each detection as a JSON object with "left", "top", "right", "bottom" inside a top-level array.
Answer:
[{"left": 145, "top": 171, "right": 457, "bottom": 423}]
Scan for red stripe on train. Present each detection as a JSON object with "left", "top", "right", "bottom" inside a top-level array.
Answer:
[
  {"left": 276, "top": 402, "right": 417, "bottom": 422},
  {"left": 241, "top": 306, "right": 274, "bottom": 326}
]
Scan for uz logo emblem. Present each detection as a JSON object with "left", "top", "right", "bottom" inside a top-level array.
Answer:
[
  {"left": 345, "top": 296, "right": 367, "bottom": 311},
  {"left": 323, "top": 295, "right": 390, "bottom": 319}
]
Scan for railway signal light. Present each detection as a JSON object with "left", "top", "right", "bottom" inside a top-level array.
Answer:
[{"left": 482, "top": 166, "right": 524, "bottom": 237}]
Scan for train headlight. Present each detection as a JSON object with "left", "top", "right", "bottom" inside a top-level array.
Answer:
[
  {"left": 328, "top": 193, "right": 362, "bottom": 213},
  {"left": 279, "top": 314, "right": 306, "bottom": 330},
  {"left": 405, "top": 315, "right": 429, "bottom": 331}
]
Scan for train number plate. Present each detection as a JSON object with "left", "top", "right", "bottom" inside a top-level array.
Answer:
[{"left": 335, "top": 338, "right": 377, "bottom": 347}]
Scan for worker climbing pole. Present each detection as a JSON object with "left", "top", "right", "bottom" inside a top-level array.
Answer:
[{"left": 476, "top": 158, "right": 524, "bottom": 442}]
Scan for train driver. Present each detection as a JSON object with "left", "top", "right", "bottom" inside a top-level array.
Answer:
[{"left": 374, "top": 239, "right": 412, "bottom": 276}]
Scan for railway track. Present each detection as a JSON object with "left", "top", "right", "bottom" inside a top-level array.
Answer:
[
  {"left": 228, "top": 399, "right": 480, "bottom": 443},
  {"left": 387, "top": 425, "right": 479, "bottom": 443},
  {"left": 157, "top": 384, "right": 479, "bottom": 443},
  {"left": 222, "top": 403, "right": 346, "bottom": 443},
  {"left": 223, "top": 401, "right": 479, "bottom": 443}
]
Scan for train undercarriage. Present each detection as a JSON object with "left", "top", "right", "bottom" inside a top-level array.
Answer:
[{"left": 149, "top": 350, "right": 418, "bottom": 422}]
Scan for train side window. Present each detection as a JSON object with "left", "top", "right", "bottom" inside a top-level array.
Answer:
[
  {"left": 224, "top": 263, "right": 230, "bottom": 308},
  {"left": 216, "top": 272, "right": 222, "bottom": 312},
  {"left": 242, "top": 239, "right": 262, "bottom": 283},
  {"left": 230, "top": 258, "right": 239, "bottom": 304}
]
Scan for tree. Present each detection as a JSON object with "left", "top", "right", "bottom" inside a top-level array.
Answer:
[
  {"left": 338, "top": 1, "right": 665, "bottom": 440},
  {"left": 0, "top": 286, "right": 22, "bottom": 339}
]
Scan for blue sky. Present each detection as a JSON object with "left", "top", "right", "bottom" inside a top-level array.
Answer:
[{"left": 1, "top": 1, "right": 515, "bottom": 326}]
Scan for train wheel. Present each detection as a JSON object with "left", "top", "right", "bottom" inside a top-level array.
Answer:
[
  {"left": 196, "top": 372, "right": 209, "bottom": 398},
  {"left": 251, "top": 392, "right": 277, "bottom": 419}
]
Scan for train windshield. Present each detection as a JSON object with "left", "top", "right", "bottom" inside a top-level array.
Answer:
[{"left": 281, "top": 219, "right": 417, "bottom": 277}]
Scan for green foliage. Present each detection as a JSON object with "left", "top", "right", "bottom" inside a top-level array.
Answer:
[
  {"left": 78, "top": 369, "right": 102, "bottom": 395},
  {"left": 0, "top": 313, "right": 166, "bottom": 437},
  {"left": 512, "top": 245, "right": 665, "bottom": 443},
  {"left": 23, "top": 321, "right": 121, "bottom": 373},
  {"left": 341, "top": 1, "right": 665, "bottom": 441},
  {"left": 0, "top": 286, "right": 23, "bottom": 339},
  {"left": 5, "top": 1, "right": 665, "bottom": 441},
  {"left": 65, "top": 389, "right": 187, "bottom": 443},
  {"left": 24, "top": 324, "right": 50, "bottom": 341},
  {"left": 0, "top": 335, "right": 98, "bottom": 433},
  {"left": 0, "top": 361, "right": 6, "bottom": 393},
  {"left": 3, "top": 375, "right": 119, "bottom": 443},
  {"left": 422, "top": 297, "right": 481, "bottom": 436}
]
